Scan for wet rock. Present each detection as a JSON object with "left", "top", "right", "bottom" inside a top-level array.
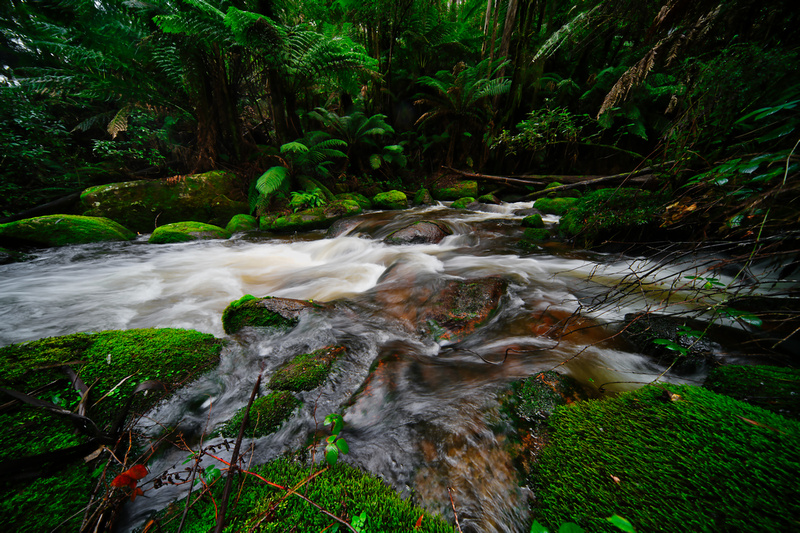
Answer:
[
  {"left": 260, "top": 199, "right": 362, "bottom": 232},
  {"left": 418, "top": 276, "right": 508, "bottom": 343},
  {"left": 372, "top": 190, "right": 408, "bottom": 210},
  {"left": 80, "top": 170, "right": 248, "bottom": 233},
  {"left": 225, "top": 213, "right": 258, "bottom": 233},
  {"left": 514, "top": 208, "right": 543, "bottom": 217},
  {"left": 478, "top": 193, "right": 501, "bottom": 204},
  {"left": 0, "top": 214, "right": 135, "bottom": 248},
  {"left": 326, "top": 217, "right": 363, "bottom": 238},
  {"left": 222, "top": 295, "right": 327, "bottom": 334},
  {"left": 384, "top": 220, "right": 451, "bottom": 245},
  {"left": 414, "top": 188, "right": 435, "bottom": 206},
  {"left": 506, "top": 370, "right": 589, "bottom": 423},
  {"left": 451, "top": 196, "right": 477, "bottom": 209},
  {"left": 268, "top": 345, "right": 347, "bottom": 391},
  {"left": 148, "top": 221, "right": 231, "bottom": 243},
  {"left": 336, "top": 192, "right": 372, "bottom": 210}
]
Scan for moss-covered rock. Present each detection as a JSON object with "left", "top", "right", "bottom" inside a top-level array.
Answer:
[
  {"left": 336, "top": 192, "right": 372, "bottom": 210},
  {"left": 260, "top": 199, "right": 362, "bottom": 232},
  {"left": 222, "top": 295, "right": 323, "bottom": 334},
  {"left": 705, "top": 365, "right": 800, "bottom": 420},
  {"left": 433, "top": 180, "right": 478, "bottom": 200},
  {"left": 216, "top": 390, "right": 300, "bottom": 438},
  {"left": 451, "top": 196, "right": 476, "bottom": 209},
  {"left": 0, "top": 328, "right": 222, "bottom": 532},
  {"left": 0, "top": 214, "right": 135, "bottom": 248},
  {"left": 268, "top": 345, "right": 346, "bottom": 391},
  {"left": 80, "top": 171, "right": 248, "bottom": 233},
  {"left": 519, "top": 228, "right": 551, "bottom": 248},
  {"left": 478, "top": 193, "right": 501, "bottom": 204},
  {"left": 533, "top": 196, "right": 578, "bottom": 215},
  {"left": 414, "top": 188, "right": 435, "bottom": 205},
  {"left": 558, "top": 187, "right": 666, "bottom": 247},
  {"left": 148, "top": 221, "right": 231, "bottom": 243},
  {"left": 225, "top": 213, "right": 258, "bottom": 233},
  {"left": 522, "top": 213, "right": 545, "bottom": 228},
  {"left": 155, "top": 458, "right": 454, "bottom": 533},
  {"left": 532, "top": 384, "right": 800, "bottom": 532},
  {"left": 419, "top": 276, "right": 508, "bottom": 343},
  {"left": 372, "top": 190, "right": 408, "bottom": 210},
  {"left": 384, "top": 220, "right": 451, "bottom": 245},
  {"left": 0, "top": 246, "right": 31, "bottom": 263},
  {"left": 508, "top": 371, "right": 588, "bottom": 423}
]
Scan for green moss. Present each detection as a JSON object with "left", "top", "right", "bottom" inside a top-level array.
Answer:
[
  {"left": 533, "top": 197, "right": 578, "bottom": 215},
  {"left": 533, "top": 384, "right": 800, "bottom": 532},
  {"left": 705, "top": 365, "right": 800, "bottom": 420},
  {"left": 221, "top": 297, "right": 299, "bottom": 335},
  {"left": 545, "top": 181, "right": 564, "bottom": 189},
  {"left": 0, "top": 214, "right": 135, "bottom": 248},
  {"left": 268, "top": 345, "right": 346, "bottom": 391},
  {"left": 522, "top": 228, "right": 550, "bottom": 241},
  {"left": 522, "top": 214, "right": 545, "bottom": 228},
  {"left": 217, "top": 390, "right": 300, "bottom": 438},
  {"left": 478, "top": 193, "right": 500, "bottom": 204},
  {"left": 336, "top": 192, "right": 373, "bottom": 210},
  {"left": 225, "top": 213, "right": 258, "bottom": 233},
  {"left": 149, "top": 221, "right": 231, "bottom": 244},
  {"left": 372, "top": 190, "right": 408, "bottom": 210},
  {"left": 260, "top": 199, "right": 362, "bottom": 232},
  {"left": 451, "top": 197, "right": 475, "bottom": 209},
  {"left": 509, "top": 371, "right": 584, "bottom": 423},
  {"left": 414, "top": 188, "right": 435, "bottom": 205},
  {"left": 157, "top": 458, "right": 453, "bottom": 533},
  {"left": 433, "top": 180, "right": 478, "bottom": 200},
  {"left": 558, "top": 188, "right": 666, "bottom": 247}
]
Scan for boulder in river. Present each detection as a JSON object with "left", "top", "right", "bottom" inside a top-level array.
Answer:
[
  {"left": 80, "top": 170, "right": 248, "bottom": 233},
  {"left": 260, "top": 199, "right": 362, "bottom": 232},
  {"left": 225, "top": 213, "right": 258, "bottom": 233},
  {"left": 414, "top": 188, "right": 435, "bottom": 205},
  {"left": 336, "top": 192, "right": 373, "bottom": 210},
  {"left": 222, "top": 295, "right": 326, "bottom": 334},
  {"left": 0, "top": 214, "right": 135, "bottom": 248},
  {"left": 384, "top": 220, "right": 451, "bottom": 245},
  {"left": 148, "top": 221, "right": 231, "bottom": 243},
  {"left": 432, "top": 180, "right": 478, "bottom": 200},
  {"left": 451, "top": 196, "right": 477, "bottom": 209},
  {"left": 268, "top": 345, "right": 347, "bottom": 391},
  {"left": 372, "top": 190, "right": 408, "bottom": 210}
]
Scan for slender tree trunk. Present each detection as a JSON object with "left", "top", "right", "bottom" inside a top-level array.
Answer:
[{"left": 481, "top": 0, "right": 494, "bottom": 58}]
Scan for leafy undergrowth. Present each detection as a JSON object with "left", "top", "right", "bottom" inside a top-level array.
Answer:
[
  {"left": 154, "top": 458, "right": 455, "bottom": 533},
  {"left": 532, "top": 384, "right": 800, "bottom": 532},
  {"left": 0, "top": 328, "right": 223, "bottom": 533}
]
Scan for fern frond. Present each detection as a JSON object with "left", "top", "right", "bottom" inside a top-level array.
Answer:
[
  {"left": 255, "top": 166, "right": 290, "bottom": 196},
  {"left": 107, "top": 105, "right": 132, "bottom": 139}
]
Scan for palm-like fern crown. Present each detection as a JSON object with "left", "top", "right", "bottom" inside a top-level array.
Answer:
[{"left": 307, "top": 107, "right": 394, "bottom": 147}]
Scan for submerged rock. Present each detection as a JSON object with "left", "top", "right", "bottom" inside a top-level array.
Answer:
[
  {"left": 221, "top": 295, "right": 326, "bottom": 334},
  {"left": 384, "top": 220, "right": 451, "bottom": 245},
  {"left": 80, "top": 170, "right": 248, "bottom": 233},
  {"left": 148, "top": 221, "right": 231, "bottom": 243},
  {"left": 0, "top": 214, "right": 135, "bottom": 248}
]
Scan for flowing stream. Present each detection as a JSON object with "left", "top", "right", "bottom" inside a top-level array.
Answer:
[{"left": 1, "top": 201, "right": 743, "bottom": 532}]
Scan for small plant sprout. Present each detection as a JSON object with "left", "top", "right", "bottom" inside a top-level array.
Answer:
[{"left": 324, "top": 413, "right": 349, "bottom": 466}]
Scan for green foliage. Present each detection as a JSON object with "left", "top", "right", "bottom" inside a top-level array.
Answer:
[
  {"left": 533, "top": 384, "right": 800, "bottom": 532},
  {"left": 324, "top": 412, "right": 349, "bottom": 466},
  {"left": 493, "top": 107, "right": 590, "bottom": 163},
  {"left": 289, "top": 188, "right": 327, "bottom": 212},
  {"left": 217, "top": 390, "right": 300, "bottom": 438}
]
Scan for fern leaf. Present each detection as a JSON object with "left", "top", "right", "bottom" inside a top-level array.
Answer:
[
  {"left": 107, "top": 105, "right": 132, "bottom": 139},
  {"left": 280, "top": 141, "right": 310, "bottom": 154},
  {"left": 255, "top": 166, "right": 290, "bottom": 196}
]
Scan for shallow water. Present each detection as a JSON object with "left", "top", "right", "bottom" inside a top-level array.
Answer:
[{"left": 1, "top": 202, "right": 751, "bottom": 532}]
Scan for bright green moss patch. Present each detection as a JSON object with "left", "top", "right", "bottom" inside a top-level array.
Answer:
[
  {"left": 157, "top": 458, "right": 454, "bottom": 532},
  {"left": 336, "top": 192, "right": 373, "bottom": 210},
  {"left": 433, "top": 180, "right": 478, "bottom": 200},
  {"left": 533, "top": 197, "right": 577, "bottom": 215},
  {"left": 260, "top": 199, "right": 362, "bottom": 232},
  {"left": 268, "top": 345, "right": 346, "bottom": 391},
  {"left": 414, "top": 188, "right": 435, "bottom": 205},
  {"left": 372, "top": 190, "right": 408, "bottom": 210},
  {"left": 149, "top": 221, "right": 231, "bottom": 243},
  {"left": 225, "top": 213, "right": 258, "bottom": 233},
  {"left": 522, "top": 214, "right": 545, "bottom": 228},
  {"left": 217, "top": 390, "right": 300, "bottom": 438},
  {"left": 0, "top": 214, "right": 135, "bottom": 248},
  {"left": 705, "top": 365, "right": 800, "bottom": 420},
  {"left": 508, "top": 371, "right": 586, "bottom": 423},
  {"left": 558, "top": 188, "right": 666, "bottom": 247},
  {"left": 221, "top": 296, "right": 315, "bottom": 335},
  {"left": 532, "top": 384, "right": 800, "bottom": 532},
  {"left": 451, "top": 196, "right": 475, "bottom": 209}
]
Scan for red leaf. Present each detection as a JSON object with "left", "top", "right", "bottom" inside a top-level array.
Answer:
[
  {"left": 111, "top": 474, "right": 134, "bottom": 488},
  {"left": 130, "top": 487, "right": 144, "bottom": 502},
  {"left": 415, "top": 515, "right": 423, "bottom": 529},
  {"left": 125, "top": 464, "right": 149, "bottom": 480}
]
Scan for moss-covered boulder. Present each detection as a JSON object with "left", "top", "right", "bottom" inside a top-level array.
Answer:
[
  {"left": 372, "top": 190, "right": 408, "bottom": 210},
  {"left": 532, "top": 384, "right": 800, "bottom": 532},
  {"left": 432, "top": 180, "right": 478, "bottom": 200},
  {"left": 222, "top": 295, "right": 324, "bottom": 335},
  {"left": 533, "top": 196, "right": 578, "bottom": 215},
  {"left": 268, "top": 345, "right": 346, "bottom": 391},
  {"left": 0, "top": 214, "right": 135, "bottom": 248},
  {"left": 451, "top": 196, "right": 476, "bottom": 209},
  {"left": 384, "top": 220, "right": 451, "bottom": 245},
  {"left": 558, "top": 187, "right": 666, "bottom": 247},
  {"left": 260, "top": 199, "right": 362, "bottom": 232},
  {"left": 419, "top": 276, "right": 508, "bottom": 343},
  {"left": 507, "top": 371, "right": 589, "bottom": 423},
  {"left": 225, "top": 213, "right": 258, "bottom": 233},
  {"left": 216, "top": 390, "right": 300, "bottom": 438},
  {"left": 148, "top": 221, "right": 231, "bottom": 244},
  {"left": 80, "top": 171, "right": 248, "bottom": 233},
  {"left": 0, "top": 328, "right": 222, "bottom": 532},
  {"left": 154, "top": 458, "right": 454, "bottom": 532},
  {"left": 336, "top": 192, "right": 372, "bottom": 210},
  {"left": 414, "top": 188, "right": 435, "bottom": 205},
  {"left": 478, "top": 193, "right": 501, "bottom": 204},
  {"left": 522, "top": 213, "right": 545, "bottom": 228},
  {"left": 705, "top": 365, "right": 800, "bottom": 420}
]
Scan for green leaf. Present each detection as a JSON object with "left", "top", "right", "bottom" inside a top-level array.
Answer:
[
  {"left": 336, "top": 438, "right": 349, "bottom": 454},
  {"left": 325, "top": 446, "right": 339, "bottom": 466},
  {"left": 369, "top": 153, "right": 382, "bottom": 169},
  {"left": 652, "top": 339, "right": 688, "bottom": 355},
  {"left": 558, "top": 523, "right": 586, "bottom": 533},
  {"left": 607, "top": 514, "right": 636, "bottom": 532},
  {"left": 280, "top": 141, "right": 310, "bottom": 154},
  {"left": 530, "top": 522, "right": 549, "bottom": 533},
  {"left": 255, "top": 166, "right": 289, "bottom": 197}
]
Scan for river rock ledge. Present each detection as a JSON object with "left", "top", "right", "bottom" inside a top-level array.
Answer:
[{"left": 222, "top": 295, "right": 328, "bottom": 334}]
